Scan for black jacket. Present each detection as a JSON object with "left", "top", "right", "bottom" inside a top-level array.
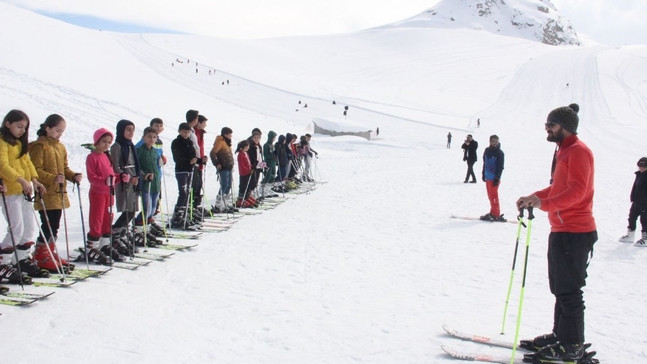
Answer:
[
  {"left": 171, "top": 136, "right": 197, "bottom": 172},
  {"left": 630, "top": 170, "right": 647, "bottom": 204},
  {"left": 462, "top": 140, "right": 478, "bottom": 162}
]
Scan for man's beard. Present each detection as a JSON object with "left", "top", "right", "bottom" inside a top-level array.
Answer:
[{"left": 547, "top": 128, "right": 566, "bottom": 142}]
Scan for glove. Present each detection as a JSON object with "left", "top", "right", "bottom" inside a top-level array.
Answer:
[
  {"left": 493, "top": 178, "right": 500, "bottom": 187},
  {"left": 120, "top": 173, "right": 130, "bottom": 184},
  {"left": 257, "top": 161, "right": 267, "bottom": 169}
]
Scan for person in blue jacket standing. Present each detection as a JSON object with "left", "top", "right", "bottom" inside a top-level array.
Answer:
[{"left": 480, "top": 135, "right": 505, "bottom": 221}]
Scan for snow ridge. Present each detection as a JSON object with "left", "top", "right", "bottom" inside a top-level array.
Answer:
[{"left": 383, "top": 0, "right": 581, "bottom": 46}]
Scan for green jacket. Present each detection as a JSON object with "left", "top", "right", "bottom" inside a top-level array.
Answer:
[{"left": 136, "top": 144, "right": 161, "bottom": 194}]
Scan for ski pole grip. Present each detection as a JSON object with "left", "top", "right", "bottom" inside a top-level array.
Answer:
[
  {"left": 527, "top": 206, "right": 535, "bottom": 220},
  {"left": 517, "top": 207, "right": 525, "bottom": 220}
]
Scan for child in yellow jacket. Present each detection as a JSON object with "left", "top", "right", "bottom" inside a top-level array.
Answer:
[
  {"left": 0, "top": 109, "right": 46, "bottom": 283},
  {"left": 29, "top": 114, "right": 83, "bottom": 273}
]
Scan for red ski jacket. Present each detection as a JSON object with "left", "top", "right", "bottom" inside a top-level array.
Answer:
[{"left": 534, "top": 135, "right": 596, "bottom": 233}]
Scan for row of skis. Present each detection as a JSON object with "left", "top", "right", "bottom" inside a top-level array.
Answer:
[{"left": 0, "top": 181, "right": 319, "bottom": 308}]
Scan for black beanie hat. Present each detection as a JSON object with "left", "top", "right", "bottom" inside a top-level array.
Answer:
[
  {"left": 547, "top": 103, "right": 579, "bottom": 134},
  {"left": 638, "top": 157, "right": 647, "bottom": 167}
]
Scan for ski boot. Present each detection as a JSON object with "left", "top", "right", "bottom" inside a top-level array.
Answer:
[
  {"left": 520, "top": 333, "right": 558, "bottom": 352},
  {"left": 530, "top": 342, "right": 586, "bottom": 364},
  {"left": 0, "top": 264, "right": 32, "bottom": 285},
  {"left": 76, "top": 236, "right": 112, "bottom": 265},
  {"left": 33, "top": 241, "right": 74, "bottom": 274},
  {"left": 15, "top": 242, "right": 50, "bottom": 278},
  {"left": 619, "top": 229, "right": 635, "bottom": 243},
  {"left": 634, "top": 231, "right": 647, "bottom": 247}
]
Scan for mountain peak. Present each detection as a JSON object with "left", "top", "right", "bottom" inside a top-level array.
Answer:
[{"left": 385, "top": 0, "right": 581, "bottom": 46}]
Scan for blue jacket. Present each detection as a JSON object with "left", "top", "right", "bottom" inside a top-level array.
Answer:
[{"left": 482, "top": 144, "right": 504, "bottom": 181}]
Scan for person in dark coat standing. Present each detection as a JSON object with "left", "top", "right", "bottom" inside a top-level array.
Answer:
[
  {"left": 619, "top": 156, "right": 647, "bottom": 245},
  {"left": 480, "top": 135, "right": 505, "bottom": 221},
  {"left": 446, "top": 132, "right": 452, "bottom": 149},
  {"left": 461, "top": 134, "right": 478, "bottom": 183}
]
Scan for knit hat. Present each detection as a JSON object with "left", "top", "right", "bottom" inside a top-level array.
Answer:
[
  {"left": 638, "top": 157, "right": 647, "bottom": 167},
  {"left": 93, "top": 128, "right": 113, "bottom": 145},
  {"left": 547, "top": 103, "right": 580, "bottom": 134}
]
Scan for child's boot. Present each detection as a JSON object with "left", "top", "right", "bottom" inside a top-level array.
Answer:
[{"left": 14, "top": 242, "right": 49, "bottom": 278}]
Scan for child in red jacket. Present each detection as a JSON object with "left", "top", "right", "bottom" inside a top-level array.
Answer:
[
  {"left": 80, "top": 128, "right": 115, "bottom": 265},
  {"left": 235, "top": 140, "right": 256, "bottom": 208}
]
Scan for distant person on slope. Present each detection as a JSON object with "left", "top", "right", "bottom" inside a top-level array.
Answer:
[
  {"left": 516, "top": 103, "right": 597, "bottom": 363},
  {"left": 461, "top": 134, "right": 478, "bottom": 183},
  {"left": 618, "top": 157, "right": 647, "bottom": 246},
  {"left": 480, "top": 135, "right": 505, "bottom": 222},
  {"left": 447, "top": 132, "right": 452, "bottom": 149}
]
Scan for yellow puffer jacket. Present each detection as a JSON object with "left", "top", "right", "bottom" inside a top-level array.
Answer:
[
  {"left": 28, "top": 136, "right": 78, "bottom": 210},
  {"left": 0, "top": 137, "right": 38, "bottom": 196}
]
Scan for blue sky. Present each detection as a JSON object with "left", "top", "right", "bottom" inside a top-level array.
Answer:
[{"left": 4, "top": 0, "right": 647, "bottom": 45}]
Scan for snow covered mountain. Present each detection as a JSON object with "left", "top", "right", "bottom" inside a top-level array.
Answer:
[{"left": 381, "top": 0, "right": 581, "bottom": 46}]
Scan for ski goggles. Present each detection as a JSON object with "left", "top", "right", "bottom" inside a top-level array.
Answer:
[{"left": 638, "top": 161, "right": 647, "bottom": 168}]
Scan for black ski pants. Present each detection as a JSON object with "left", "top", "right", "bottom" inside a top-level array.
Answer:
[
  {"left": 547, "top": 231, "right": 597, "bottom": 345},
  {"left": 627, "top": 202, "right": 647, "bottom": 232},
  {"left": 37, "top": 209, "right": 62, "bottom": 243},
  {"left": 192, "top": 168, "right": 203, "bottom": 208},
  {"left": 464, "top": 160, "right": 476, "bottom": 182}
]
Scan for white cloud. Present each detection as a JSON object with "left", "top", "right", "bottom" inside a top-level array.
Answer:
[{"left": 552, "top": 0, "right": 647, "bottom": 45}]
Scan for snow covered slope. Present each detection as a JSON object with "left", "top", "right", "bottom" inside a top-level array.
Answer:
[{"left": 0, "top": 1, "right": 646, "bottom": 364}]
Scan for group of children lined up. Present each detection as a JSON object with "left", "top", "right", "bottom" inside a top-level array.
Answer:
[{"left": 0, "top": 108, "right": 318, "bottom": 284}]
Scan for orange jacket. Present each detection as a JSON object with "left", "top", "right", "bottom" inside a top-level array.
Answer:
[{"left": 534, "top": 135, "right": 596, "bottom": 232}]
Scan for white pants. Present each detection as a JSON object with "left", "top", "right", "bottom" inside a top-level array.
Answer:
[{"left": 1, "top": 194, "right": 36, "bottom": 249}]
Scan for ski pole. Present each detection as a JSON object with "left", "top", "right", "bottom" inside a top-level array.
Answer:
[
  {"left": 35, "top": 193, "right": 67, "bottom": 281},
  {"left": 59, "top": 182, "right": 73, "bottom": 273},
  {"left": 0, "top": 178, "right": 26, "bottom": 289},
  {"left": 501, "top": 207, "right": 527, "bottom": 334},
  {"left": 201, "top": 163, "right": 212, "bottom": 219},
  {"left": 76, "top": 182, "right": 90, "bottom": 270},
  {"left": 183, "top": 168, "right": 195, "bottom": 230},
  {"left": 160, "top": 163, "right": 170, "bottom": 243},
  {"left": 510, "top": 207, "right": 534, "bottom": 364}
]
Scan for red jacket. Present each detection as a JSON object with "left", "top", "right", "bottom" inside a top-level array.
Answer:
[
  {"left": 534, "top": 135, "right": 596, "bottom": 232},
  {"left": 237, "top": 151, "right": 252, "bottom": 176}
]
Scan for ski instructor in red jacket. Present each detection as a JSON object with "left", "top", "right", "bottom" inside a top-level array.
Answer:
[{"left": 516, "top": 103, "right": 597, "bottom": 363}]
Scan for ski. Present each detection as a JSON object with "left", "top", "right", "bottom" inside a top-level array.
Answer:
[
  {"left": 152, "top": 242, "right": 198, "bottom": 251},
  {"left": 31, "top": 276, "right": 79, "bottom": 288},
  {"left": 194, "top": 225, "right": 228, "bottom": 233},
  {"left": 163, "top": 231, "right": 202, "bottom": 239},
  {"left": 450, "top": 215, "right": 516, "bottom": 224},
  {"left": 71, "top": 267, "right": 112, "bottom": 277},
  {"left": 132, "top": 250, "right": 173, "bottom": 261},
  {"left": 442, "top": 325, "right": 600, "bottom": 364},
  {"left": 198, "top": 221, "right": 231, "bottom": 230},
  {"left": 0, "top": 295, "right": 38, "bottom": 306},
  {"left": 4, "top": 290, "right": 55, "bottom": 300},
  {"left": 442, "top": 324, "right": 523, "bottom": 351},
  {"left": 441, "top": 345, "right": 525, "bottom": 364}
]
